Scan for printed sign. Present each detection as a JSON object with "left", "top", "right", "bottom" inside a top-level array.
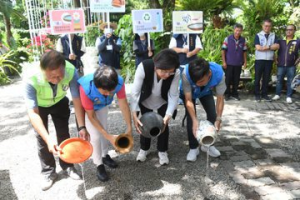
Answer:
[
  {"left": 49, "top": 9, "right": 86, "bottom": 34},
  {"left": 90, "top": 0, "right": 126, "bottom": 13},
  {"left": 172, "top": 11, "right": 203, "bottom": 34},
  {"left": 132, "top": 9, "right": 163, "bottom": 33}
]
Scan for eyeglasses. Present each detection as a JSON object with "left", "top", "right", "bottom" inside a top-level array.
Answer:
[
  {"left": 286, "top": 29, "right": 294, "bottom": 32},
  {"left": 158, "top": 69, "right": 175, "bottom": 76}
]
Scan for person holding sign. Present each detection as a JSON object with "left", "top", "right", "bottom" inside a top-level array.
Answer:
[
  {"left": 96, "top": 22, "right": 122, "bottom": 73},
  {"left": 56, "top": 34, "right": 86, "bottom": 77},
  {"left": 169, "top": 34, "right": 203, "bottom": 70},
  {"left": 181, "top": 58, "right": 226, "bottom": 162},
  {"left": 78, "top": 66, "right": 132, "bottom": 182},
  {"left": 23, "top": 50, "right": 89, "bottom": 191},
  {"left": 131, "top": 49, "right": 180, "bottom": 165},
  {"left": 133, "top": 33, "right": 155, "bottom": 68}
]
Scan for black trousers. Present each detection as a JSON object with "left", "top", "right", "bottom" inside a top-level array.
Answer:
[
  {"left": 36, "top": 97, "right": 73, "bottom": 176},
  {"left": 184, "top": 94, "right": 217, "bottom": 149},
  {"left": 254, "top": 60, "right": 273, "bottom": 97},
  {"left": 225, "top": 65, "right": 242, "bottom": 96},
  {"left": 139, "top": 103, "right": 169, "bottom": 152}
]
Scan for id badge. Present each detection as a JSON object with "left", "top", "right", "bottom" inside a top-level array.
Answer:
[{"left": 106, "top": 45, "right": 113, "bottom": 50}]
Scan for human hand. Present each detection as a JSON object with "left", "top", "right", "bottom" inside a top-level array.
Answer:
[
  {"left": 133, "top": 113, "right": 143, "bottom": 134},
  {"left": 79, "top": 128, "right": 90, "bottom": 141},
  {"left": 148, "top": 50, "right": 153, "bottom": 57},
  {"left": 222, "top": 62, "right": 227, "bottom": 69},
  {"left": 48, "top": 141, "right": 61, "bottom": 156},
  {"left": 214, "top": 120, "right": 221, "bottom": 132},
  {"left": 182, "top": 48, "right": 189, "bottom": 54}
]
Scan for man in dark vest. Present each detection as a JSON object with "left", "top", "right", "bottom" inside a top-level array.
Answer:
[
  {"left": 131, "top": 49, "right": 180, "bottom": 165},
  {"left": 222, "top": 23, "right": 247, "bottom": 101},
  {"left": 95, "top": 22, "right": 122, "bottom": 73},
  {"left": 56, "top": 34, "right": 86, "bottom": 77},
  {"left": 133, "top": 33, "right": 155, "bottom": 68},
  {"left": 272, "top": 24, "right": 300, "bottom": 104}
]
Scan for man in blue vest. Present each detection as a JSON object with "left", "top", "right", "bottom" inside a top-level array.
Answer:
[
  {"left": 95, "top": 22, "right": 122, "bottom": 73},
  {"left": 78, "top": 66, "right": 132, "bottom": 182},
  {"left": 222, "top": 23, "right": 247, "bottom": 101},
  {"left": 181, "top": 58, "right": 226, "bottom": 162},
  {"left": 24, "top": 50, "right": 89, "bottom": 191},
  {"left": 272, "top": 24, "right": 300, "bottom": 104},
  {"left": 56, "top": 34, "right": 86, "bottom": 77},
  {"left": 254, "top": 19, "right": 279, "bottom": 102}
]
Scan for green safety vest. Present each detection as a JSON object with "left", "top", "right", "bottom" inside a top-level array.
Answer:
[{"left": 29, "top": 61, "right": 75, "bottom": 107}]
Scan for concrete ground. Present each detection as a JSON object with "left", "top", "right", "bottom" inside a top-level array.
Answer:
[{"left": 1, "top": 49, "right": 300, "bottom": 200}]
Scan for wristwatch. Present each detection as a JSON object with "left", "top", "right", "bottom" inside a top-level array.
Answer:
[
  {"left": 78, "top": 126, "right": 86, "bottom": 131},
  {"left": 216, "top": 116, "right": 222, "bottom": 122}
]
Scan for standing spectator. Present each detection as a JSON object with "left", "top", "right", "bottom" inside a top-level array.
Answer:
[
  {"left": 254, "top": 19, "right": 279, "bottom": 102},
  {"left": 56, "top": 34, "right": 86, "bottom": 77},
  {"left": 222, "top": 23, "right": 247, "bottom": 101},
  {"left": 272, "top": 24, "right": 300, "bottom": 104},
  {"left": 95, "top": 22, "right": 122, "bottom": 73},
  {"left": 133, "top": 33, "right": 155, "bottom": 68},
  {"left": 0, "top": 39, "right": 9, "bottom": 55},
  {"left": 169, "top": 33, "right": 203, "bottom": 71}
]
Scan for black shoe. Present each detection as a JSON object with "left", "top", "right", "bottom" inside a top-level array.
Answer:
[
  {"left": 97, "top": 164, "right": 109, "bottom": 182},
  {"left": 255, "top": 96, "right": 261, "bottom": 102},
  {"left": 261, "top": 95, "right": 272, "bottom": 102},
  {"left": 102, "top": 155, "right": 118, "bottom": 168},
  {"left": 225, "top": 94, "right": 230, "bottom": 101},
  {"left": 231, "top": 95, "right": 240, "bottom": 101}
]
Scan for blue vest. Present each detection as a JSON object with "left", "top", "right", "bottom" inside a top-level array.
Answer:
[
  {"left": 99, "top": 35, "right": 121, "bottom": 69},
  {"left": 78, "top": 74, "right": 124, "bottom": 111},
  {"left": 174, "top": 34, "right": 197, "bottom": 65},
  {"left": 181, "top": 62, "right": 223, "bottom": 99},
  {"left": 134, "top": 39, "right": 154, "bottom": 67}
]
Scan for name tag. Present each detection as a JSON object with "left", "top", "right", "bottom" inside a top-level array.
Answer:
[{"left": 106, "top": 45, "right": 113, "bottom": 50}]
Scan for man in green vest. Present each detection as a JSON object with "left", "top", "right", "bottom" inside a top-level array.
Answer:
[{"left": 24, "top": 50, "right": 89, "bottom": 191}]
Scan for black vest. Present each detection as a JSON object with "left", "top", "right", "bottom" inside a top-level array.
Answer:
[
  {"left": 134, "top": 39, "right": 154, "bottom": 67},
  {"left": 61, "top": 35, "right": 83, "bottom": 68},
  {"left": 175, "top": 34, "right": 197, "bottom": 65},
  {"left": 139, "top": 59, "right": 174, "bottom": 103}
]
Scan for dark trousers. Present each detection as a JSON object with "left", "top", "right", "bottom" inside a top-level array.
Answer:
[
  {"left": 225, "top": 65, "right": 242, "bottom": 96},
  {"left": 254, "top": 60, "right": 273, "bottom": 97},
  {"left": 184, "top": 94, "right": 217, "bottom": 149},
  {"left": 139, "top": 103, "right": 169, "bottom": 152},
  {"left": 36, "top": 97, "right": 73, "bottom": 176}
]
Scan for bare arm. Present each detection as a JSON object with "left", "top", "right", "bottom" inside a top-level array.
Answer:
[
  {"left": 243, "top": 51, "right": 247, "bottom": 68},
  {"left": 72, "top": 97, "right": 90, "bottom": 140},
  {"left": 221, "top": 50, "right": 227, "bottom": 69},
  {"left": 117, "top": 98, "right": 132, "bottom": 135},
  {"left": 215, "top": 95, "right": 225, "bottom": 132}
]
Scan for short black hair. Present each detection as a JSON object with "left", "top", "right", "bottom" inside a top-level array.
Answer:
[
  {"left": 94, "top": 66, "right": 118, "bottom": 91},
  {"left": 153, "top": 49, "right": 180, "bottom": 70},
  {"left": 234, "top": 23, "right": 243, "bottom": 30},
  {"left": 263, "top": 19, "right": 272, "bottom": 25},
  {"left": 40, "top": 50, "right": 65, "bottom": 70},
  {"left": 188, "top": 58, "right": 210, "bottom": 83},
  {"left": 286, "top": 24, "right": 297, "bottom": 31}
]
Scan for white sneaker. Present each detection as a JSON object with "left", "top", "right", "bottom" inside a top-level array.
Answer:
[
  {"left": 136, "top": 149, "right": 149, "bottom": 162},
  {"left": 272, "top": 95, "right": 280, "bottom": 100},
  {"left": 186, "top": 148, "right": 200, "bottom": 162},
  {"left": 201, "top": 146, "right": 221, "bottom": 157},
  {"left": 158, "top": 152, "right": 169, "bottom": 165},
  {"left": 41, "top": 172, "right": 57, "bottom": 191},
  {"left": 286, "top": 97, "right": 293, "bottom": 104},
  {"left": 65, "top": 166, "right": 82, "bottom": 180}
]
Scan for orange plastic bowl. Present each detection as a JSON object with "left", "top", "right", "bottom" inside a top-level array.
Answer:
[{"left": 59, "top": 138, "right": 93, "bottom": 164}]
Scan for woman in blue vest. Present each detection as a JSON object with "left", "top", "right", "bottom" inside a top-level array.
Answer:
[
  {"left": 131, "top": 49, "right": 180, "bottom": 165},
  {"left": 180, "top": 58, "right": 226, "bottom": 162},
  {"left": 78, "top": 66, "right": 132, "bottom": 182},
  {"left": 133, "top": 33, "right": 155, "bottom": 68}
]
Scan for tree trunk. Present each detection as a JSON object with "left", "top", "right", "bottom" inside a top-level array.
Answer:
[
  {"left": 149, "top": 0, "right": 161, "bottom": 8},
  {"left": 212, "top": 15, "right": 223, "bottom": 29},
  {"left": 74, "top": 0, "right": 81, "bottom": 8},
  {"left": 3, "top": 14, "right": 13, "bottom": 47}
]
